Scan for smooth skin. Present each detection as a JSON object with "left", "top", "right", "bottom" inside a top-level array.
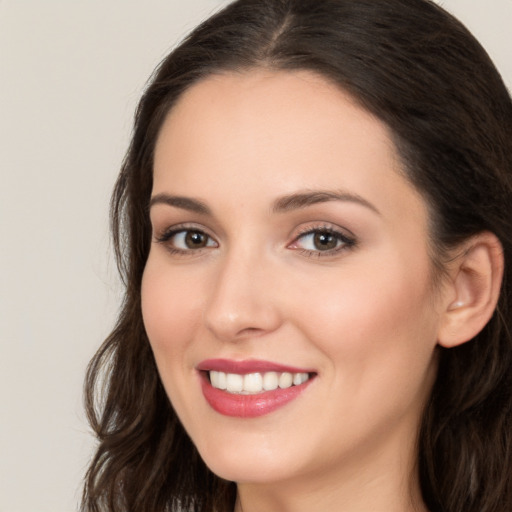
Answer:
[{"left": 141, "top": 70, "right": 503, "bottom": 512}]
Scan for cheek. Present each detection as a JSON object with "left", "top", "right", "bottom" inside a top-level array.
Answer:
[
  {"left": 295, "top": 271, "right": 439, "bottom": 450},
  {"left": 141, "top": 260, "right": 202, "bottom": 366},
  {"left": 290, "top": 255, "right": 439, "bottom": 389},
  {"left": 141, "top": 259, "right": 210, "bottom": 425}
]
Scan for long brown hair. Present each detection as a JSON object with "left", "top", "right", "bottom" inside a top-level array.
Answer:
[{"left": 82, "top": 1, "right": 512, "bottom": 511}]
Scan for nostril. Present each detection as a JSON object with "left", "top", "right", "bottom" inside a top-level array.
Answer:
[{"left": 238, "top": 326, "right": 266, "bottom": 336}]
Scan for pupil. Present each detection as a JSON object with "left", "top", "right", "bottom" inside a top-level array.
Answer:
[
  {"left": 313, "top": 232, "right": 337, "bottom": 250},
  {"left": 185, "top": 231, "right": 206, "bottom": 248}
]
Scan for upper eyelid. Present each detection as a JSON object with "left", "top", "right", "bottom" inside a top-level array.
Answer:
[
  {"left": 288, "top": 223, "right": 357, "bottom": 253},
  {"left": 153, "top": 221, "right": 356, "bottom": 247},
  {"left": 155, "top": 222, "right": 213, "bottom": 236},
  {"left": 154, "top": 227, "right": 219, "bottom": 257},
  {"left": 291, "top": 222, "right": 356, "bottom": 240},
  {"left": 154, "top": 223, "right": 218, "bottom": 246},
  {"left": 151, "top": 216, "right": 225, "bottom": 240}
]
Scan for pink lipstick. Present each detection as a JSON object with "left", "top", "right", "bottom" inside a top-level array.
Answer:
[{"left": 197, "top": 359, "right": 315, "bottom": 418}]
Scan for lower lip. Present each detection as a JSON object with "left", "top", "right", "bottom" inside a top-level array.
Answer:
[{"left": 200, "top": 373, "right": 313, "bottom": 418}]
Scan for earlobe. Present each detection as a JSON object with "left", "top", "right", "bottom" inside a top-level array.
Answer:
[{"left": 437, "top": 232, "right": 504, "bottom": 348}]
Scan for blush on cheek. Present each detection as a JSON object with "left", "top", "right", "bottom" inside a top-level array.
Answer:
[
  {"left": 305, "top": 269, "right": 435, "bottom": 357},
  {"left": 141, "top": 264, "right": 203, "bottom": 357},
  {"left": 141, "top": 269, "right": 174, "bottom": 351}
]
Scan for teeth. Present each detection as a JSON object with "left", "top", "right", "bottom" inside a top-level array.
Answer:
[
  {"left": 210, "top": 370, "right": 227, "bottom": 390},
  {"left": 243, "top": 373, "right": 263, "bottom": 393},
  {"left": 217, "top": 371, "right": 227, "bottom": 390},
  {"left": 263, "top": 371, "right": 279, "bottom": 391},
  {"left": 226, "top": 373, "right": 243, "bottom": 393},
  {"left": 293, "top": 372, "right": 309, "bottom": 385},
  {"left": 279, "top": 372, "right": 293, "bottom": 389},
  {"left": 209, "top": 371, "right": 310, "bottom": 394}
]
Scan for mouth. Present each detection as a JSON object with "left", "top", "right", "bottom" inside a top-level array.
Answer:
[
  {"left": 207, "top": 370, "right": 312, "bottom": 394},
  {"left": 197, "top": 359, "right": 316, "bottom": 418}
]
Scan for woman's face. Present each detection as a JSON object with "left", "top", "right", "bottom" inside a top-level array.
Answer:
[{"left": 142, "top": 70, "right": 446, "bottom": 488}]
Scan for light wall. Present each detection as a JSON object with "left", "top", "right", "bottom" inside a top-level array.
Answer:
[{"left": 0, "top": 1, "right": 510, "bottom": 511}]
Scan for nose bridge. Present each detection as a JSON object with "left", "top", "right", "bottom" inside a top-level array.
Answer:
[{"left": 204, "top": 240, "right": 281, "bottom": 341}]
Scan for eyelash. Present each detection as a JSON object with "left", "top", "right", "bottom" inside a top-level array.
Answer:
[
  {"left": 154, "top": 223, "right": 356, "bottom": 258},
  {"left": 289, "top": 224, "right": 357, "bottom": 258},
  {"left": 155, "top": 224, "right": 217, "bottom": 256}
]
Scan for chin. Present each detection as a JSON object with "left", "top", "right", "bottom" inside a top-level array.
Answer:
[
  {"left": 197, "top": 439, "right": 302, "bottom": 484},
  {"left": 206, "top": 460, "right": 291, "bottom": 485}
]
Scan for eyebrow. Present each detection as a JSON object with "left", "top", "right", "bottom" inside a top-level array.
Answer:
[
  {"left": 149, "top": 193, "right": 211, "bottom": 215},
  {"left": 272, "top": 190, "right": 380, "bottom": 215},
  {"left": 148, "top": 189, "right": 380, "bottom": 216}
]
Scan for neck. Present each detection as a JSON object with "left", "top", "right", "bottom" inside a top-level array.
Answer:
[{"left": 235, "top": 471, "right": 428, "bottom": 512}]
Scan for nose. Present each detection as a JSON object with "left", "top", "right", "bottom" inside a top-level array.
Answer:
[{"left": 203, "top": 249, "right": 282, "bottom": 342}]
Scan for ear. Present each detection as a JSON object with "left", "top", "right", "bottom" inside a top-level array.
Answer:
[{"left": 437, "top": 232, "right": 504, "bottom": 348}]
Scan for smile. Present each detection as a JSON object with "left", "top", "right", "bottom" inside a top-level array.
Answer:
[
  {"left": 197, "top": 359, "right": 316, "bottom": 418},
  {"left": 209, "top": 370, "right": 310, "bottom": 394}
]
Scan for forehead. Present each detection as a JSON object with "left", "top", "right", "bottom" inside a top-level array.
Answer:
[
  {"left": 156, "top": 69, "right": 391, "bottom": 162},
  {"left": 152, "top": 69, "right": 426, "bottom": 225}
]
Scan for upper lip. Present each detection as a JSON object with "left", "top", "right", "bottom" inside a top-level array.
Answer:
[{"left": 196, "top": 358, "right": 315, "bottom": 375}]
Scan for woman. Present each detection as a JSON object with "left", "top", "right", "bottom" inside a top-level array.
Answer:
[{"left": 82, "top": 1, "right": 512, "bottom": 511}]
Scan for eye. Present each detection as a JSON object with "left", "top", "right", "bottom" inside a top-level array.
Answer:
[
  {"left": 173, "top": 230, "right": 215, "bottom": 249},
  {"left": 289, "top": 226, "right": 356, "bottom": 256},
  {"left": 301, "top": 231, "right": 340, "bottom": 251},
  {"left": 156, "top": 227, "right": 218, "bottom": 253}
]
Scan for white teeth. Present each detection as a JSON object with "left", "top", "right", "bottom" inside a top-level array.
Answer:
[
  {"left": 226, "top": 373, "right": 244, "bottom": 393},
  {"left": 210, "top": 370, "right": 220, "bottom": 388},
  {"left": 263, "top": 371, "right": 279, "bottom": 391},
  {"left": 293, "top": 372, "right": 308, "bottom": 385},
  {"left": 217, "top": 371, "right": 227, "bottom": 390},
  {"left": 278, "top": 372, "right": 293, "bottom": 389},
  {"left": 209, "top": 370, "right": 311, "bottom": 394},
  {"left": 210, "top": 370, "right": 227, "bottom": 390},
  {"left": 243, "top": 373, "right": 263, "bottom": 393}
]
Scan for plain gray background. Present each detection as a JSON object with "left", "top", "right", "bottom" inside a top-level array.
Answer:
[{"left": 0, "top": 1, "right": 510, "bottom": 511}]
